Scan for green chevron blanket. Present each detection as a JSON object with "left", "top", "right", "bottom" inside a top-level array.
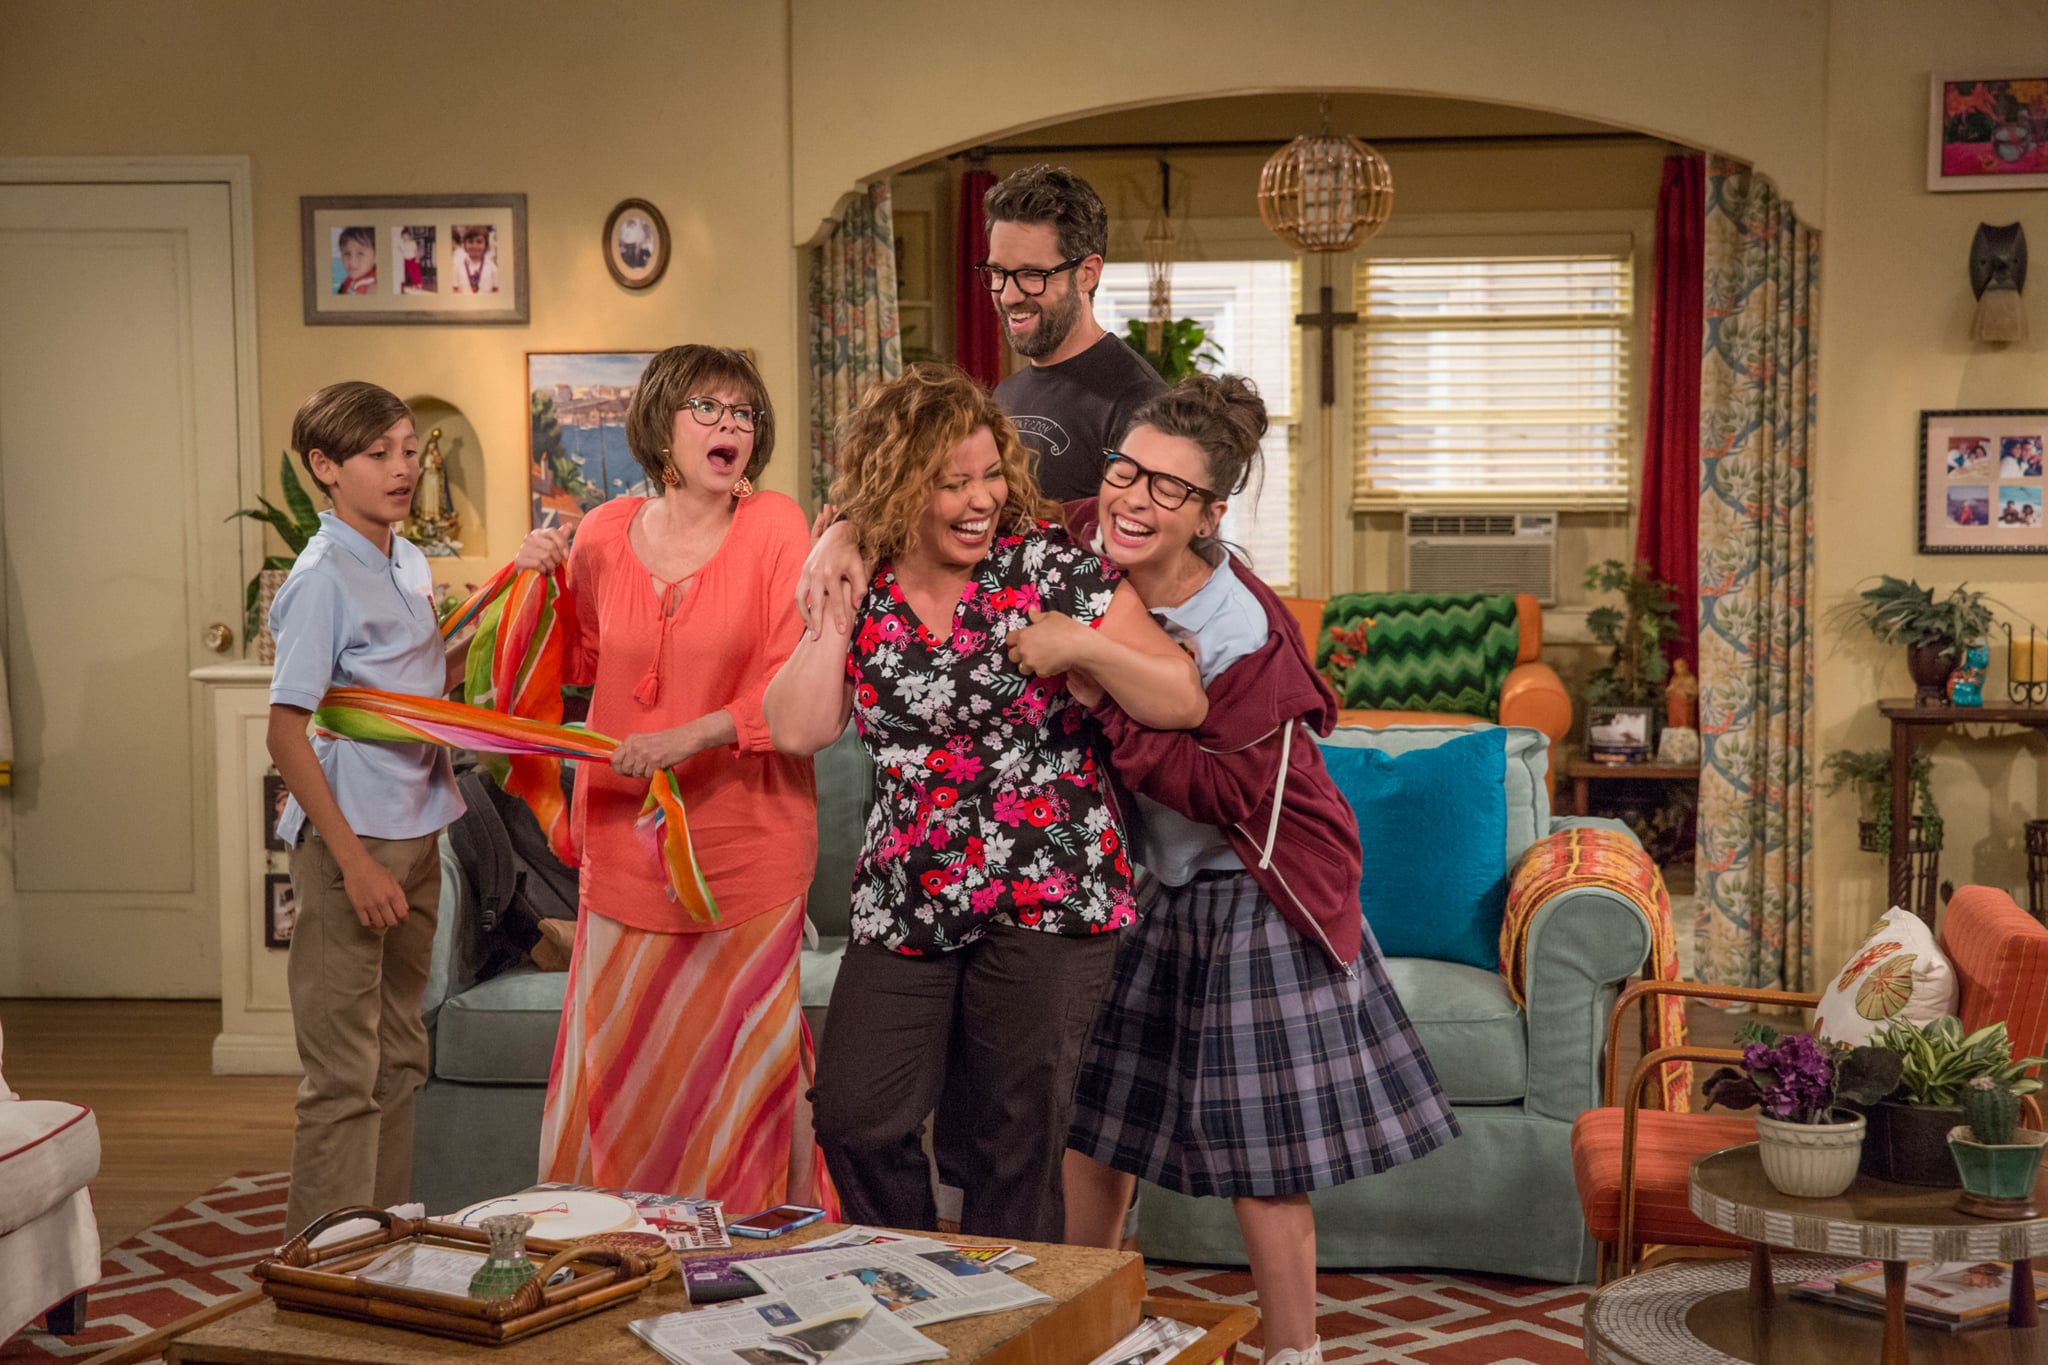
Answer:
[{"left": 1317, "top": 592, "right": 1522, "bottom": 719}]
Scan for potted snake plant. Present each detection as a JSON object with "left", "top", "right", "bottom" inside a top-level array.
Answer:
[{"left": 1860, "top": 1016, "right": 2046, "bottom": 1187}]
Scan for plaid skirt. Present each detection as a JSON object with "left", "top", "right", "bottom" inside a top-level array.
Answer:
[{"left": 1068, "top": 871, "right": 1459, "bottom": 1198}]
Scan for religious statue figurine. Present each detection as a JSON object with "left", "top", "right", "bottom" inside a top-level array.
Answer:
[
  {"left": 1665, "top": 658, "right": 1699, "bottom": 731},
  {"left": 403, "top": 426, "right": 462, "bottom": 556},
  {"left": 1948, "top": 643, "right": 1989, "bottom": 707}
]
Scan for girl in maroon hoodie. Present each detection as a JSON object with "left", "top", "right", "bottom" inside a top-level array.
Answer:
[{"left": 1006, "top": 375, "right": 1458, "bottom": 1365}]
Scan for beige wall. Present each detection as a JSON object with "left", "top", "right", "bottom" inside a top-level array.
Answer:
[
  {"left": 5, "top": 0, "right": 2045, "bottom": 980},
  {"left": 1812, "top": 0, "right": 2048, "bottom": 973}
]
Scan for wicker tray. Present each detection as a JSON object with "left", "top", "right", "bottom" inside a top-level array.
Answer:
[{"left": 255, "top": 1206, "right": 657, "bottom": 1345}]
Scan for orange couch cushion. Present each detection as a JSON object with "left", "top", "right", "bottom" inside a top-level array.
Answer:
[
  {"left": 1942, "top": 886, "right": 2048, "bottom": 1063},
  {"left": 1570, "top": 1108, "right": 1756, "bottom": 1246}
]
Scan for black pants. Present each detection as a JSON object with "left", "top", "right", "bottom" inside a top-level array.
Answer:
[{"left": 812, "top": 922, "right": 1118, "bottom": 1243}]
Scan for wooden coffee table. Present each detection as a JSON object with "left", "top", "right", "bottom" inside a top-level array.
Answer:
[
  {"left": 1582, "top": 1142, "right": 2048, "bottom": 1364},
  {"left": 161, "top": 1223, "right": 1251, "bottom": 1365}
]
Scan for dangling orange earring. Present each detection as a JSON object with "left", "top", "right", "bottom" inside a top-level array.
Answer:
[
  {"left": 659, "top": 449, "right": 681, "bottom": 487},
  {"left": 731, "top": 476, "right": 755, "bottom": 499}
]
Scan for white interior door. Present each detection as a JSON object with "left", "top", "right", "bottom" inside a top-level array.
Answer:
[{"left": 0, "top": 180, "right": 245, "bottom": 996}]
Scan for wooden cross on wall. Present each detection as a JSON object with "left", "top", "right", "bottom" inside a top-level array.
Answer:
[{"left": 1297, "top": 284, "right": 1358, "bottom": 408}]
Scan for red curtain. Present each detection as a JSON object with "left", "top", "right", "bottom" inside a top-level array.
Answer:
[
  {"left": 953, "top": 167, "right": 1002, "bottom": 389},
  {"left": 1635, "top": 153, "right": 1706, "bottom": 673}
]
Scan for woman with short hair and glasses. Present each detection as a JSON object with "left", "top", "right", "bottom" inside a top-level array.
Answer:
[
  {"left": 513, "top": 344, "right": 835, "bottom": 1213},
  {"left": 1007, "top": 375, "right": 1458, "bottom": 1365}
]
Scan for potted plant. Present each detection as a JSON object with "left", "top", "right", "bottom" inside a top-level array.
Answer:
[
  {"left": 1819, "top": 748, "right": 1943, "bottom": 857},
  {"left": 1704, "top": 1024, "right": 1903, "bottom": 1198},
  {"left": 1123, "top": 318, "right": 1222, "bottom": 382},
  {"left": 1582, "top": 559, "right": 1680, "bottom": 710},
  {"left": 227, "top": 453, "right": 324, "bottom": 660},
  {"left": 1844, "top": 576, "right": 1997, "bottom": 705},
  {"left": 1948, "top": 1077, "right": 2046, "bottom": 1217},
  {"left": 1860, "top": 1016, "right": 2046, "bottom": 1186}
]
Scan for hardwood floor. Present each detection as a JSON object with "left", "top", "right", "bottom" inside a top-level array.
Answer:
[
  {"left": 0, "top": 999, "right": 297, "bottom": 1247},
  {"left": 2, "top": 991, "right": 1749, "bottom": 1258}
]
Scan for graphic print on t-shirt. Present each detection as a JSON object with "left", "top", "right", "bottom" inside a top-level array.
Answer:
[{"left": 1011, "top": 414, "right": 1071, "bottom": 460}]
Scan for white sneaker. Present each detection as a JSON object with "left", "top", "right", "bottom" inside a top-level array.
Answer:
[{"left": 1264, "top": 1339, "right": 1322, "bottom": 1365}]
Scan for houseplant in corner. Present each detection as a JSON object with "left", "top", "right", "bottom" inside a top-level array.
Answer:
[
  {"left": 1862, "top": 1016, "right": 2046, "bottom": 1186},
  {"left": 1948, "top": 1077, "right": 2046, "bottom": 1217},
  {"left": 1846, "top": 575, "right": 1997, "bottom": 705},
  {"left": 227, "top": 452, "right": 324, "bottom": 663},
  {"left": 1819, "top": 748, "right": 1943, "bottom": 857},
  {"left": 1704, "top": 1024, "right": 1904, "bottom": 1198}
]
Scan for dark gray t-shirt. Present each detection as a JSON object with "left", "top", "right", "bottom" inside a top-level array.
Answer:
[{"left": 994, "top": 333, "right": 1167, "bottom": 503}]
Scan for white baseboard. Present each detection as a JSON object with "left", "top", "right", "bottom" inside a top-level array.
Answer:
[{"left": 211, "top": 1031, "right": 302, "bottom": 1076}]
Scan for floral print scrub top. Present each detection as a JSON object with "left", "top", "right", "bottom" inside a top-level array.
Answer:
[{"left": 846, "top": 521, "right": 1137, "bottom": 954}]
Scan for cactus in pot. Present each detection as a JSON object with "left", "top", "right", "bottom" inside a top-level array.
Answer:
[
  {"left": 1948, "top": 1076, "right": 2046, "bottom": 1216},
  {"left": 1965, "top": 1077, "right": 2020, "bottom": 1145}
]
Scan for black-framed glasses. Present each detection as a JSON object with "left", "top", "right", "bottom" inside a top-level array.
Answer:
[
  {"left": 682, "top": 396, "right": 761, "bottom": 432},
  {"left": 1101, "top": 451, "right": 1218, "bottom": 510},
  {"left": 972, "top": 256, "right": 1085, "bottom": 296}
]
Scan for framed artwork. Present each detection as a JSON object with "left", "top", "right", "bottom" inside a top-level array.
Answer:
[
  {"left": 1585, "top": 706, "right": 1655, "bottom": 764},
  {"left": 261, "top": 772, "right": 290, "bottom": 852},
  {"left": 1918, "top": 409, "right": 2048, "bottom": 553},
  {"left": 300, "top": 194, "right": 528, "bottom": 324},
  {"left": 264, "top": 873, "right": 297, "bottom": 949},
  {"left": 529, "top": 351, "right": 657, "bottom": 531},
  {"left": 893, "top": 209, "right": 934, "bottom": 303},
  {"left": 603, "top": 199, "right": 670, "bottom": 290},
  {"left": 1928, "top": 75, "right": 2048, "bottom": 191}
]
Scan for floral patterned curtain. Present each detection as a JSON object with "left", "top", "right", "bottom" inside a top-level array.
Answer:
[
  {"left": 1696, "top": 156, "right": 1819, "bottom": 994},
  {"left": 808, "top": 182, "right": 902, "bottom": 505}
]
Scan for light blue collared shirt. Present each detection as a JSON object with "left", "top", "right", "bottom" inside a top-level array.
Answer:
[
  {"left": 268, "top": 512, "right": 463, "bottom": 845},
  {"left": 1134, "top": 545, "right": 1268, "bottom": 886}
]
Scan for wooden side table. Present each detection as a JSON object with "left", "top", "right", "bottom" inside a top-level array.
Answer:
[
  {"left": 1566, "top": 760, "right": 1701, "bottom": 819},
  {"left": 1879, "top": 699, "right": 2048, "bottom": 923}
]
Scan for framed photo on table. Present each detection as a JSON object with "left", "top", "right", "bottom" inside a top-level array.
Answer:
[
  {"left": 1585, "top": 706, "right": 1655, "bottom": 764},
  {"left": 300, "top": 194, "right": 528, "bottom": 324},
  {"left": 1928, "top": 74, "right": 2048, "bottom": 192},
  {"left": 1918, "top": 409, "right": 2048, "bottom": 553}
]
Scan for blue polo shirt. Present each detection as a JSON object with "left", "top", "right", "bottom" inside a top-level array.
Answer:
[{"left": 268, "top": 512, "right": 463, "bottom": 845}]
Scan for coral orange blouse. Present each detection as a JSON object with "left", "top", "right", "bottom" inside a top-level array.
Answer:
[{"left": 564, "top": 493, "right": 817, "bottom": 934}]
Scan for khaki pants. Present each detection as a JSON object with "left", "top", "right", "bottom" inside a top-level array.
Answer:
[{"left": 284, "top": 831, "right": 441, "bottom": 1235}]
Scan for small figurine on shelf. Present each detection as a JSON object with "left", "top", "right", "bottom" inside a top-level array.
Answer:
[
  {"left": 1948, "top": 643, "right": 1989, "bottom": 707},
  {"left": 1664, "top": 658, "right": 1699, "bottom": 731}
]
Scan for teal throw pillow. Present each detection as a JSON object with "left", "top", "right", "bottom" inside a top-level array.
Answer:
[{"left": 1319, "top": 727, "right": 1509, "bottom": 970}]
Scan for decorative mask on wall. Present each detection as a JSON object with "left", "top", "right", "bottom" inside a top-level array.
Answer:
[{"left": 1969, "top": 222, "right": 2028, "bottom": 343}]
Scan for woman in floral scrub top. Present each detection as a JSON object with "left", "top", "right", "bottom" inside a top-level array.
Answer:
[{"left": 767, "top": 363, "right": 1206, "bottom": 1241}]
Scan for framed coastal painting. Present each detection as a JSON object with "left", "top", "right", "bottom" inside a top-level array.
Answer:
[
  {"left": 1918, "top": 409, "right": 2048, "bottom": 553},
  {"left": 301, "top": 193, "right": 529, "bottom": 323},
  {"left": 1928, "top": 75, "right": 2048, "bottom": 191},
  {"left": 528, "top": 351, "right": 657, "bottom": 532}
]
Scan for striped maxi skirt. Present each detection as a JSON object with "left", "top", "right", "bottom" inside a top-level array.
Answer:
[
  {"left": 538, "top": 895, "right": 837, "bottom": 1214},
  {"left": 1069, "top": 871, "right": 1460, "bottom": 1199}
]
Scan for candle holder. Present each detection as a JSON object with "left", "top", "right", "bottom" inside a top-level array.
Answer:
[{"left": 2004, "top": 622, "right": 2048, "bottom": 706}]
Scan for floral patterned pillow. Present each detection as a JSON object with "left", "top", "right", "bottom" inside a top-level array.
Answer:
[{"left": 1813, "top": 905, "right": 1957, "bottom": 1046}]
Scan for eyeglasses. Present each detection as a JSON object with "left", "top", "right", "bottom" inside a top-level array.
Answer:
[
  {"left": 1101, "top": 451, "right": 1218, "bottom": 510},
  {"left": 972, "top": 256, "right": 1086, "bottom": 296},
  {"left": 681, "top": 396, "right": 761, "bottom": 432}
]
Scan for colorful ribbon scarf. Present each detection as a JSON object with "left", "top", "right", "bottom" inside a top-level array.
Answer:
[{"left": 311, "top": 563, "right": 719, "bottom": 922}]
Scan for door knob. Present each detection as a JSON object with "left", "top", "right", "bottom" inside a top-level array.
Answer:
[{"left": 203, "top": 622, "right": 234, "bottom": 653}]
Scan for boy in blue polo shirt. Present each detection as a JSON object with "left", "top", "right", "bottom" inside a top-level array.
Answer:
[{"left": 266, "top": 381, "right": 468, "bottom": 1233}]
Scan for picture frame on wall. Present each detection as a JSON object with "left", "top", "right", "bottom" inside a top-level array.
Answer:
[
  {"left": 1917, "top": 408, "right": 2048, "bottom": 553},
  {"left": 1928, "top": 75, "right": 2048, "bottom": 192},
  {"left": 893, "top": 209, "right": 934, "bottom": 303},
  {"left": 529, "top": 351, "right": 658, "bottom": 532},
  {"left": 300, "top": 193, "right": 529, "bottom": 324},
  {"left": 264, "top": 873, "right": 297, "bottom": 949},
  {"left": 262, "top": 772, "right": 290, "bottom": 853},
  {"left": 603, "top": 198, "right": 670, "bottom": 290}
]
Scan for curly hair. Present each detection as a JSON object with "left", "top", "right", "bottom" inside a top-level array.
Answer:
[{"left": 828, "top": 363, "right": 1056, "bottom": 563}]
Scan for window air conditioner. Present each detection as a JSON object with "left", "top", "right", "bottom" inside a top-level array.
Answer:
[{"left": 1403, "top": 511, "right": 1558, "bottom": 605}]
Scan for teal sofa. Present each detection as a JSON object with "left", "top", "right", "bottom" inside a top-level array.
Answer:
[{"left": 1133, "top": 724, "right": 1652, "bottom": 1283}]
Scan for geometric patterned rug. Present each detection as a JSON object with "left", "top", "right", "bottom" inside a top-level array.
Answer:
[
  {"left": 1, "top": 1173, "right": 1595, "bottom": 1365},
  {"left": 0, "top": 1172, "right": 287, "bottom": 1363}
]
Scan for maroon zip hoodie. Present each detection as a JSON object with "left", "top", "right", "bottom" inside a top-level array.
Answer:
[{"left": 1066, "top": 499, "right": 1366, "bottom": 968}]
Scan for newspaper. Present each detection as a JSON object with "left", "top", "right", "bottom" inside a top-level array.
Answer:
[
  {"left": 1083, "top": 1315, "right": 1206, "bottom": 1365},
  {"left": 631, "top": 1277, "right": 946, "bottom": 1365},
  {"left": 529, "top": 1181, "right": 729, "bottom": 1250},
  {"left": 737, "top": 1243, "right": 1051, "bottom": 1327},
  {"left": 809, "top": 1224, "right": 1035, "bottom": 1273}
]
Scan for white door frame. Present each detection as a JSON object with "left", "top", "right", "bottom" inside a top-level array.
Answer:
[{"left": 0, "top": 157, "right": 263, "bottom": 566}]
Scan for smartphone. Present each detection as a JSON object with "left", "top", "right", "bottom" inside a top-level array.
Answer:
[{"left": 728, "top": 1203, "right": 827, "bottom": 1239}]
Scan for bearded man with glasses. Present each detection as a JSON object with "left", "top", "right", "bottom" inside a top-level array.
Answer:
[{"left": 981, "top": 165, "right": 1166, "bottom": 503}]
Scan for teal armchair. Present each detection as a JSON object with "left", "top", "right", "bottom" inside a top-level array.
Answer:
[{"left": 1134, "top": 725, "right": 1654, "bottom": 1283}]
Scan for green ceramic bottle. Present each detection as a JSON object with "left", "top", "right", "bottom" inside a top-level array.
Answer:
[{"left": 467, "top": 1213, "right": 539, "bottom": 1301}]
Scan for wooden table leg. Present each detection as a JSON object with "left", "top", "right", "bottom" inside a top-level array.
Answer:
[
  {"left": 1882, "top": 1259, "right": 1909, "bottom": 1365},
  {"left": 2013, "top": 1256, "right": 2038, "bottom": 1327},
  {"left": 1574, "top": 773, "right": 1591, "bottom": 818},
  {"left": 1889, "top": 722, "right": 1916, "bottom": 920},
  {"left": 1746, "top": 1242, "right": 1773, "bottom": 1311}
]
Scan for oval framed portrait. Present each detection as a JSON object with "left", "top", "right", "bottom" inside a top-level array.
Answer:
[{"left": 603, "top": 198, "right": 670, "bottom": 290}]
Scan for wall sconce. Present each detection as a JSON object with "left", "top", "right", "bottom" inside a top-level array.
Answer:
[{"left": 1970, "top": 222, "right": 2028, "bottom": 343}]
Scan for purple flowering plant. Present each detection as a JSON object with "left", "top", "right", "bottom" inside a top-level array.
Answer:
[{"left": 1702, "top": 1023, "right": 1904, "bottom": 1125}]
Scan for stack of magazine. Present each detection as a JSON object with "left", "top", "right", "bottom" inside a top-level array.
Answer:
[
  {"left": 634, "top": 1231, "right": 1051, "bottom": 1365},
  {"left": 1791, "top": 1260, "right": 2048, "bottom": 1332}
]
